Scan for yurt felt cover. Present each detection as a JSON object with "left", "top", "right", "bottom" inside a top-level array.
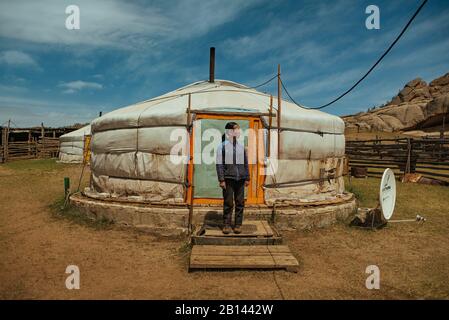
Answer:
[
  {"left": 87, "top": 80, "right": 345, "bottom": 203},
  {"left": 59, "top": 125, "right": 91, "bottom": 163}
]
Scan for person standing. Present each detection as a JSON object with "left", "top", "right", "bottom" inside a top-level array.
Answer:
[{"left": 216, "top": 122, "right": 250, "bottom": 234}]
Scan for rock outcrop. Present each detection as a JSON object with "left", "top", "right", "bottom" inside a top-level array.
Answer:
[{"left": 344, "top": 73, "right": 449, "bottom": 132}]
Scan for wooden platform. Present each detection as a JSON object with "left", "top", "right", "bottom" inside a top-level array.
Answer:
[
  {"left": 189, "top": 221, "right": 299, "bottom": 271},
  {"left": 189, "top": 245, "right": 299, "bottom": 270},
  {"left": 191, "top": 220, "right": 282, "bottom": 245},
  {"left": 203, "top": 220, "right": 273, "bottom": 237}
]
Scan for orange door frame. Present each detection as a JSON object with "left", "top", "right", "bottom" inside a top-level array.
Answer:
[{"left": 185, "top": 114, "right": 265, "bottom": 205}]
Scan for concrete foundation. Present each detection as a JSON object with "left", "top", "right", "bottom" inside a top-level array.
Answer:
[{"left": 70, "top": 192, "right": 357, "bottom": 237}]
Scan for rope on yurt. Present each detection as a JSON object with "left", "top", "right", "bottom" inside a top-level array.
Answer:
[
  {"left": 264, "top": 174, "right": 344, "bottom": 189},
  {"left": 279, "top": 0, "right": 428, "bottom": 110}
]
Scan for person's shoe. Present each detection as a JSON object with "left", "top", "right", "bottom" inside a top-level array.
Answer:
[
  {"left": 233, "top": 225, "right": 242, "bottom": 234},
  {"left": 222, "top": 225, "right": 231, "bottom": 234}
]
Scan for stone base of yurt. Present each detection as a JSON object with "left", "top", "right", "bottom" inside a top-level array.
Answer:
[{"left": 69, "top": 192, "right": 357, "bottom": 237}]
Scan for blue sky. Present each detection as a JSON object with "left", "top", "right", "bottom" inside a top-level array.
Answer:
[{"left": 0, "top": 0, "right": 448, "bottom": 127}]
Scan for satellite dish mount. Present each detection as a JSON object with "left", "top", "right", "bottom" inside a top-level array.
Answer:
[{"left": 349, "top": 168, "right": 396, "bottom": 229}]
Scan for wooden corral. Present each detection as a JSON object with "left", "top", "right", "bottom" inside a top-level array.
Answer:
[
  {"left": 0, "top": 121, "right": 80, "bottom": 163},
  {"left": 346, "top": 136, "right": 449, "bottom": 182}
]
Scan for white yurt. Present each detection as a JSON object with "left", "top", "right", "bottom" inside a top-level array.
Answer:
[
  {"left": 59, "top": 125, "right": 91, "bottom": 163},
  {"left": 84, "top": 79, "right": 346, "bottom": 206}
]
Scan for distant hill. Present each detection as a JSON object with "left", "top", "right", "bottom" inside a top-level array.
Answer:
[{"left": 343, "top": 72, "right": 449, "bottom": 133}]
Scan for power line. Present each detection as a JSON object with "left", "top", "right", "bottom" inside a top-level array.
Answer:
[
  {"left": 283, "top": 0, "right": 428, "bottom": 110},
  {"left": 247, "top": 74, "right": 278, "bottom": 89},
  {"left": 280, "top": 77, "right": 304, "bottom": 108}
]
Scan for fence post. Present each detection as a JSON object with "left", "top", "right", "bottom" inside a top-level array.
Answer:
[
  {"left": 4, "top": 120, "right": 10, "bottom": 162},
  {"left": 411, "top": 138, "right": 416, "bottom": 173},
  {"left": 40, "top": 122, "right": 45, "bottom": 158},
  {"left": 404, "top": 138, "right": 411, "bottom": 176},
  {"left": 28, "top": 130, "right": 31, "bottom": 157},
  {"left": 1, "top": 127, "right": 5, "bottom": 163}
]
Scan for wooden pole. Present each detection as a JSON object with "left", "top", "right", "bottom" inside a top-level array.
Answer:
[
  {"left": 439, "top": 111, "right": 446, "bottom": 160},
  {"left": 277, "top": 64, "right": 281, "bottom": 158},
  {"left": 402, "top": 138, "right": 412, "bottom": 182},
  {"left": 1, "top": 124, "right": 7, "bottom": 162},
  {"left": 5, "top": 119, "right": 10, "bottom": 162},
  {"left": 186, "top": 94, "right": 194, "bottom": 233},
  {"left": 268, "top": 95, "right": 273, "bottom": 158},
  {"left": 40, "top": 122, "right": 45, "bottom": 158},
  {"left": 187, "top": 94, "right": 192, "bottom": 128},
  {"left": 28, "top": 130, "right": 31, "bottom": 156},
  {"left": 440, "top": 112, "right": 446, "bottom": 139},
  {"left": 0, "top": 127, "right": 2, "bottom": 163}
]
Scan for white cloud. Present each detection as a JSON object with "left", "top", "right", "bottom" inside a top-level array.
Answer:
[
  {"left": 0, "top": 50, "right": 37, "bottom": 66},
  {"left": 0, "top": 84, "right": 28, "bottom": 93},
  {"left": 59, "top": 80, "right": 103, "bottom": 93},
  {"left": 0, "top": 0, "right": 264, "bottom": 51}
]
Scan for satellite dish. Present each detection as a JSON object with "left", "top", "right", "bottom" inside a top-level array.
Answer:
[{"left": 379, "top": 168, "right": 396, "bottom": 220}]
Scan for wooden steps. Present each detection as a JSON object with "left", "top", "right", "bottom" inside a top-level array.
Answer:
[
  {"left": 189, "top": 245, "right": 299, "bottom": 270},
  {"left": 189, "top": 221, "right": 299, "bottom": 271}
]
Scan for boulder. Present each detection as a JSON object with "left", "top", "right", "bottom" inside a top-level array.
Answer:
[
  {"left": 397, "top": 78, "right": 430, "bottom": 103},
  {"left": 380, "top": 103, "right": 426, "bottom": 127},
  {"left": 430, "top": 72, "right": 449, "bottom": 87},
  {"left": 377, "top": 114, "right": 404, "bottom": 131},
  {"left": 424, "top": 93, "right": 449, "bottom": 117},
  {"left": 343, "top": 72, "right": 449, "bottom": 132}
]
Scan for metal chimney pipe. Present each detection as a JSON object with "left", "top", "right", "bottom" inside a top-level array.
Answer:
[{"left": 209, "top": 47, "right": 215, "bottom": 83}]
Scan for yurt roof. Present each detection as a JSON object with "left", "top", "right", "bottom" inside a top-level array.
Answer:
[
  {"left": 91, "top": 80, "right": 344, "bottom": 134},
  {"left": 60, "top": 124, "right": 91, "bottom": 142}
]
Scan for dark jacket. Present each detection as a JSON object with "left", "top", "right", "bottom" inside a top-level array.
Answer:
[{"left": 216, "top": 139, "right": 250, "bottom": 182}]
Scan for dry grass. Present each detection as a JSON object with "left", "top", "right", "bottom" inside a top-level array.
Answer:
[
  {"left": 50, "top": 196, "right": 114, "bottom": 230},
  {"left": 0, "top": 159, "right": 448, "bottom": 299}
]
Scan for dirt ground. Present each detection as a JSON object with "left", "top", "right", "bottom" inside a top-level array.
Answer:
[{"left": 1, "top": 159, "right": 448, "bottom": 299}]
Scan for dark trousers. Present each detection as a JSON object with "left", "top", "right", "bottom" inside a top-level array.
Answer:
[{"left": 222, "top": 179, "right": 245, "bottom": 226}]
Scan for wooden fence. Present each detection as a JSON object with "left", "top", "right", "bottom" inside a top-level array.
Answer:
[
  {"left": 346, "top": 137, "right": 449, "bottom": 181},
  {"left": 1, "top": 124, "right": 76, "bottom": 163}
]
